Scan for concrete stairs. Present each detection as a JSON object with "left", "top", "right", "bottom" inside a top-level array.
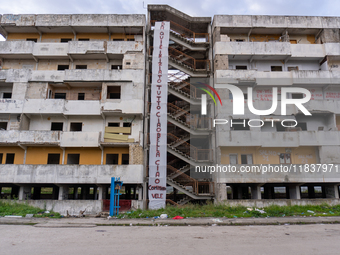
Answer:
[{"left": 166, "top": 178, "right": 213, "bottom": 200}]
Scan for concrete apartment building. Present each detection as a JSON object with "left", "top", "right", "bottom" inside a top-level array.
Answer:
[{"left": 1, "top": 5, "right": 340, "bottom": 213}]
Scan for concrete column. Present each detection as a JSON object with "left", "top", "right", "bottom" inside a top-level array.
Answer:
[
  {"left": 215, "top": 183, "right": 227, "bottom": 202},
  {"left": 73, "top": 186, "right": 79, "bottom": 199},
  {"left": 18, "top": 186, "right": 31, "bottom": 200},
  {"left": 251, "top": 185, "right": 262, "bottom": 199},
  {"left": 138, "top": 186, "right": 143, "bottom": 201},
  {"left": 58, "top": 185, "right": 69, "bottom": 200},
  {"left": 324, "top": 185, "right": 340, "bottom": 198},
  {"left": 289, "top": 185, "right": 301, "bottom": 199}
]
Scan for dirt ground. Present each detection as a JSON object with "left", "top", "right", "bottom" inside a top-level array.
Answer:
[{"left": 1, "top": 224, "right": 340, "bottom": 255}]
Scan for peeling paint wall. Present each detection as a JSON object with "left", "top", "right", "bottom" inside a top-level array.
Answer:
[{"left": 0, "top": 146, "right": 25, "bottom": 164}]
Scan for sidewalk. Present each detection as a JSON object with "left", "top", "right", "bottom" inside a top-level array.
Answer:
[{"left": 1, "top": 215, "right": 340, "bottom": 227}]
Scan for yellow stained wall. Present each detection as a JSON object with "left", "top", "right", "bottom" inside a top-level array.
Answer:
[
  {"left": 26, "top": 147, "right": 63, "bottom": 164},
  {"left": 249, "top": 34, "right": 281, "bottom": 42},
  {"left": 289, "top": 34, "right": 315, "bottom": 44},
  {"left": 221, "top": 146, "right": 317, "bottom": 164},
  {"left": 104, "top": 147, "right": 129, "bottom": 165},
  {"left": 65, "top": 148, "right": 101, "bottom": 165},
  {"left": 0, "top": 147, "right": 25, "bottom": 164},
  {"left": 41, "top": 33, "right": 74, "bottom": 42},
  {"left": 37, "top": 60, "right": 70, "bottom": 70},
  {"left": 2, "top": 60, "right": 36, "bottom": 70},
  {"left": 7, "top": 33, "right": 39, "bottom": 41}
]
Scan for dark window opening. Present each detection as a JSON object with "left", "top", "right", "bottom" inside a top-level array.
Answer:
[
  {"left": 271, "top": 66, "right": 283, "bottom": 72},
  {"left": 107, "top": 86, "right": 121, "bottom": 99},
  {"left": 127, "top": 38, "right": 135, "bottom": 41},
  {"left": 26, "top": 38, "right": 37, "bottom": 42},
  {"left": 57, "top": 65, "right": 69, "bottom": 70},
  {"left": 106, "top": 154, "right": 119, "bottom": 165},
  {"left": 70, "top": 122, "right": 82, "bottom": 132},
  {"left": 244, "top": 94, "right": 248, "bottom": 100},
  {"left": 78, "top": 93, "right": 85, "bottom": 100},
  {"left": 61, "top": 38, "right": 72, "bottom": 43},
  {"left": 5, "top": 153, "right": 15, "bottom": 164},
  {"left": 108, "top": 122, "right": 120, "bottom": 127},
  {"left": 235, "top": 39, "right": 245, "bottom": 42},
  {"left": 231, "top": 119, "right": 250, "bottom": 131},
  {"left": 54, "top": 93, "right": 66, "bottom": 99},
  {"left": 123, "top": 122, "right": 131, "bottom": 135},
  {"left": 276, "top": 122, "right": 286, "bottom": 132},
  {"left": 292, "top": 93, "right": 304, "bottom": 99},
  {"left": 75, "top": 65, "right": 87, "bottom": 69},
  {"left": 296, "top": 122, "right": 307, "bottom": 131},
  {"left": 113, "top": 39, "right": 124, "bottom": 41},
  {"left": 236, "top": 65, "right": 247, "bottom": 70},
  {"left": 0, "top": 153, "right": 3, "bottom": 164},
  {"left": 111, "top": 65, "right": 122, "bottom": 70},
  {"left": 241, "top": 154, "right": 253, "bottom": 164},
  {"left": 51, "top": 122, "right": 63, "bottom": 131},
  {"left": 122, "top": 154, "right": 129, "bottom": 165},
  {"left": 78, "top": 38, "right": 90, "bottom": 41},
  {"left": 3, "top": 93, "right": 12, "bottom": 99},
  {"left": 0, "top": 122, "right": 7, "bottom": 130},
  {"left": 67, "top": 154, "right": 80, "bottom": 164},
  {"left": 125, "top": 62, "right": 131, "bottom": 65},
  {"left": 47, "top": 154, "right": 60, "bottom": 164}
]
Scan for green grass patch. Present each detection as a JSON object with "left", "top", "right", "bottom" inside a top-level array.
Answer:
[
  {"left": 118, "top": 202, "right": 340, "bottom": 219},
  {"left": 0, "top": 200, "right": 61, "bottom": 218}
]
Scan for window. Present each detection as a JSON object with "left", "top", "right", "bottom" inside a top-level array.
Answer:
[
  {"left": 57, "top": 65, "right": 69, "bottom": 70},
  {"left": 231, "top": 119, "right": 250, "bottom": 131},
  {"left": 296, "top": 122, "right": 307, "bottom": 131},
  {"left": 123, "top": 122, "right": 131, "bottom": 135},
  {"left": 75, "top": 65, "right": 87, "bottom": 69},
  {"left": 47, "top": 154, "right": 60, "bottom": 164},
  {"left": 125, "top": 62, "right": 131, "bottom": 65},
  {"left": 112, "top": 65, "right": 122, "bottom": 70},
  {"left": 26, "top": 38, "right": 37, "bottom": 42},
  {"left": 279, "top": 153, "right": 291, "bottom": 164},
  {"left": 61, "top": 38, "right": 72, "bottom": 43},
  {"left": 108, "top": 122, "right": 120, "bottom": 127},
  {"left": 291, "top": 93, "right": 304, "bottom": 99},
  {"left": 106, "top": 154, "right": 119, "bottom": 164},
  {"left": 78, "top": 38, "right": 90, "bottom": 41},
  {"left": 113, "top": 39, "right": 124, "bottom": 41},
  {"left": 236, "top": 66, "right": 247, "bottom": 70},
  {"left": 229, "top": 154, "right": 238, "bottom": 164},
  {"left": 0, "top": 122, "right": 7, "bottom": 130},
  {"left": 54, "top": 93, "right": 66, "bottom": 99},
  {"left": 107, "top": 86, "right": 121, "bottom": 99},
  {"left": 235, "top": 39, "right": 245, "bottom": 42},
  {"left": 5, "top": 153, "right": 15, "bottom": 164},
  {"left": 241, "top": 154, "right": 253, "bottom": 164},
  {"left": 70, "top": 122, "right": 82, "bottom": 132},
  {"left": 127, "top": 38, "right": 135, "bottom": 41},
  {"left": 3, "top": 93, "right": 12, "bottom": 99},
  {"left": 51, "top": 122, "right": 63, "bottom": 131},
  {"left": 122, "top": 154, "right": 129, "bottom": 165},
  {"left": 288, "top": 66, "right": 299, "bottom": 71},
  {"left": 0, "top": 153, "right": 3, "bottom": 164},
  {"left": 67, "top": 154, "right": 80, "bottom": 164},
  {"left": 271, "top": 66, "right": 283, "bottom": 72},
  {"left": 78, "top": 93, "right": 85, "bottom": 100}
]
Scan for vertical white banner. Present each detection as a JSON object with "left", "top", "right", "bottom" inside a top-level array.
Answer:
[{"left": 148, "top": 21, "right": 170, "bottom": 209}]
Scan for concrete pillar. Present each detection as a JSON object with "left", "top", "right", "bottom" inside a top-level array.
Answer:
[
  {"left": 251, "top": 185, "right": 262, "bottom": 199},
  {"left": 289, "top": 185, "right": 301, "bottom": 199},
  {"left": 308, "top": 185, "right": 315, "bottom": 198},
  {"left": 73, "top": 186, "right": 79, "bottom": 199},
  {"left": 58, "top": 185, "right": 69, "bottom": 200},
  {"left": 138, "top": 186, "right": 143, "bottom": 201},
  {"left": 215, "top": 183, "right": 228, "bottom": 202},
  {"left": 18, "top": 186, "right": 31, "bottom": 200},
  {"left": 98, "top": 186, "right": 103, "bottom": 200},
  {"left": 324, "top": 185, "right": 340, "bottom": 198}
]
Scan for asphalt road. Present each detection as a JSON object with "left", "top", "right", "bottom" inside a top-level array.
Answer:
[{"left": 1, "top": 224, "right": 340, "bottom": 255}]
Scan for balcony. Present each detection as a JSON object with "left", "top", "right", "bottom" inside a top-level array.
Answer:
[
  {"left": 0, "top": 164, "right": 143, "bottom": 184},
  {"left": 60, "top": 132, "right": 101, "bottom": 147},
  {"left": 0, "top": 41, "right": 34, "bottom": 58},
  {"left": 0, "top": 130, "right": 60, "bottom": 145},
  {"left": 0, "top": 99, "right": 24, "bottom": 114},
  {"left": 101, "top": 99, "right": 144, "bottom": 115},
  {"left": 64, "top": 100, "right": 101, "bottom": 115},
  {"left": 23, "top": 99, "right": 65, "bottom": 114}
]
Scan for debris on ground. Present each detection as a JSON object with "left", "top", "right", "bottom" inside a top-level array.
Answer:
[
  {"left": 255, "top": 208, "right": 266, "bottom": 214},
  {"left": 307, "top": 210, "right": 315, "bottom": 214},
  {"left": 173, "top": 216, "right": 184, "bottom": 219},
  {"left": 212, "top": 218, "right": 223, "bottom": 222},
  {"left": 25, "top": 214, "right": 34, "bottom": 218},
  {"left": 160, "top": 214, "right": 168, "bottom": 219}
]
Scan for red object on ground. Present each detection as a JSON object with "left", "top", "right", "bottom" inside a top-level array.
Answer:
[{"left": 172, "top": 216, "right": 184, "bottom": 219}]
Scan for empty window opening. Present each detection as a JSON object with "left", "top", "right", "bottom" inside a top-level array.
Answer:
[
  {"left": 235, "top": 39, "right": 245, "bottom": 42},
  {"left": 61, "top": 38, "right": 72, "bottom": 43},
  {"left": 296, "top": 122, "right": 307, "bottom": 131},
  {"left": 106, "top": 154, "right": 119, "bottom": 164},
  {"left": 271, "top": 66, "right": 283, "bottom": 72},
  {"left": 122, "top": 154, "right": 129, "bottom": 165},
  {"left": 26, "top": 38, "right": 37, "bottom": 42},
  {"left": 112, "top": 65, "right": 122, "bottom": 70},
  {"left": 78, "top": 93, "right": 85, "bottom": 100},
  {"left": 54, "top": 93, "right": 66, "bottom": 99},
  {"left": 0, "top": 122, "right": 7, "bottom": 130},
  {"left": 241, "top": 154, "right": 253, "bottom": 164},
  {"left": 3, "top": 93, "right": 12, "bottom": 99},
  {"left": 67, "top": 154, "right": 80, "bottom": 164},
  {"left": 113, "top": 39, "right": 124, "bottom": 41},
  {"left": 47, "top": 154, "right": 60, "bottom": 164},
  {"left": 231, "top": 119, "right": 250, "bottom": 130},
  {"left": 70, "top": 122, "right": 82, "bottom": 132},
  {"left": 229, "top": 154, "right": 238, "bottom": 164},
  {"left": 125, "top": 62, "right": 131, "bottom": 65},
  {"left": 127, "top": 38, "right": 135, "bottom": 41},
  {"left": 107, "top": 86, "right": 121, "bottom": 99},
  {"left": 0, "top": 153, "right": 3, "bottom": 164},
  {"left": 75, "top": 65, "right": 87, "bottom": 69},
  {"left": 123, "top": 122, "right": 132, "bottom": 135},
  {"left": 279, "top": 153, "right": 291, "bottom": 164},
  {"left": 51, "top": 122, "right": 63, "bottom": 131},
  {"left": 5, "top": 153, "right": 15, "bottom": 164},
  {"left": 236, "top": 66, "right": 247, "bottom": 70},
  {"left": 108, "top": 122, "right": 120, "bottom": 127},
  {"left": 78, "top": 38, "right": 90, "bottom": 41},
  {"left": 291, "top": 93, "right": 304, "bottom": 99},
  {"left": 57, "top": 65, "right": 69, "bottom": 70}
]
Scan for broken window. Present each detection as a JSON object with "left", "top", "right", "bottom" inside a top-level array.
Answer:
[
  {"left": 67, "top": 154, "right": 80, "bottom": 164},
  {"left": 70, "top": 122, "right": 82, "bottom": 132},
  {"left": 54, "top": 93, "right": 66, "bottom": 99},
  {"left": 107, "top": 86, "right": 121, "bottom": 99},
  {"left": 5, "top": 153, "right": 15, "bottom": 164},
  {"left": 47, "top": 154, "right": 60, "bottom": 164},
  {"left": 111, "top": 65, "right": 122, "bottom": 70},
  {"left": 108, "top": 122, "right": 120, "bottom": 127},
  {"left": 241, "top": 154, "right": 253, "bottom": 164},
  {"left": 3, "top": 93, "right": 12, "bottom": 99},
  {"left": 229, "top": 154, "right": 238, "bottom": 164},
  {"left": 236, "top": 66, "right": 247, "bottom": 70},
  {"left": 26, "top": 38, "right": 37, "bottom": 42},
  {"left": 271, "top": 66, "right": 283, "bottom": 72},
  {"left": 75, "top": 65, "right": 87, "bottom": 69},
  {"left": 279, "top": 153, "right": 291, "bottom": 164},
  {"left": 0, "top": 122, "right": 7, "bottom": 130},
  {"left": 78, "top": 93, "right": 85, "bottom": 100},
  {"left": 122, "top": 154, "right": 129, "bottom": 165},
  {"left": 61, "top": 38, "right": 72, "bottom": 43},
  {"left": 231, "top": 119, "right": 250, "bottom": 131},
  {"left": 57, "top": 65, "right": 69, "bottom": 70},
  {"left": 106, "top": 154, "right": 119, "bottom": 164},
  {"left": 123, "top": 122, "right": 132, "bottom": 135},
  {"left": 51, "top": 122, "right": 63, "bottom": 131}
]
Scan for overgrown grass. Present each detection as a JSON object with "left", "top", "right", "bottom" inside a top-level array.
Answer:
[
  {"left": 118, "top": 202, "right": 340, "bottom": 219},
  {"left": 0, "top": 200, "right": 61, "bottom": 218}
]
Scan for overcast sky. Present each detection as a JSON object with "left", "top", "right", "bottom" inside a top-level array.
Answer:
[{"left": 0, "top": 0, "right": 339, "bottom": 40}]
